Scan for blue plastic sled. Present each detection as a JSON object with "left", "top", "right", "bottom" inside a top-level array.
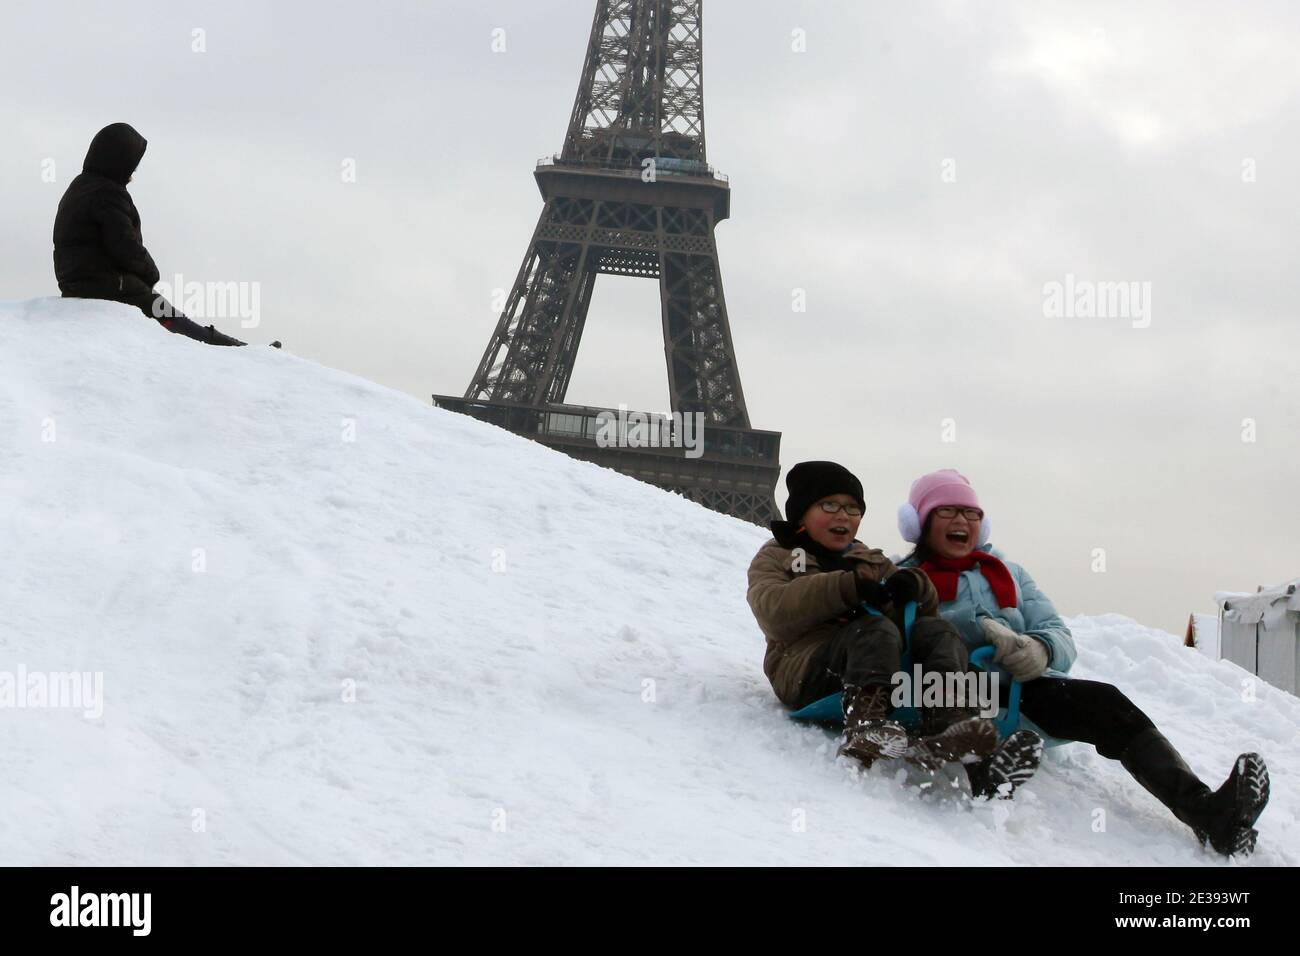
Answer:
[{"left": 787, "top": 602, "right": 1063, "bottom": 746}]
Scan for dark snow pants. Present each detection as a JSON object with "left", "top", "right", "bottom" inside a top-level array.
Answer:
[
  {"left": 1005, "top": 676, "right": 1156, "bottom": 759},
  {"left": 115, "top": 291, "right": 244, "bottom": 346},
  {"left": 63, "top": 285, "right": 244, "bottom": 346},
  {"left": 790, "top": 614, "right": 969, "bottom": 711}
]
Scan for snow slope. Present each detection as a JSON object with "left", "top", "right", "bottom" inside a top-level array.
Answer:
[{"left": 1, "top": 297, "right": 1295, "bottom": 866}]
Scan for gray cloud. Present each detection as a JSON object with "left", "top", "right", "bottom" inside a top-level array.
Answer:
[{"left": 3, "top": 0, "right": 1297, "bottom": 633}]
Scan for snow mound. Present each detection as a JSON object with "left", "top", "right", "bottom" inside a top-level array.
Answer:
[{"left": 1, "top": 297, "right": 1296, "bottom": 865}]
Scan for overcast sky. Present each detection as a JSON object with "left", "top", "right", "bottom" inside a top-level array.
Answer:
[{"left": 4, "top": 0, "right": 1298, "bottom": 635}]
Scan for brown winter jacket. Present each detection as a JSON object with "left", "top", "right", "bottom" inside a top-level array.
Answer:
[{"left": 747, "top": 529, "right": 938, "bottom": 707}]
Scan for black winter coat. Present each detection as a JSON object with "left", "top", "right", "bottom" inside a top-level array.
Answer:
[{"left": 52, "top": 123, "right": 160, "bottom": 298}]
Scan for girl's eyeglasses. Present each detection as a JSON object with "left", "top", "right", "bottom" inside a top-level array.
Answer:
[{"left": 933, "top": 506, "right": 984, "bottom": 520}]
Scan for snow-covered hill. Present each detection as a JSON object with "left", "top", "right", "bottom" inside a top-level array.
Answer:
[{"left": 1, "top": 297, "right": 1295, "bottom": 865}]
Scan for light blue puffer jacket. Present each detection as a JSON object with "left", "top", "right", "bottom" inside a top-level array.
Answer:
[{"left": 898, "top": 545, "right": 1077, "bottom": 676}]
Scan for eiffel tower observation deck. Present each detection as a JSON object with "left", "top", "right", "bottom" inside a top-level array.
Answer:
[{"left": 433, "top": 0, "right": 780, "bottom": 524}]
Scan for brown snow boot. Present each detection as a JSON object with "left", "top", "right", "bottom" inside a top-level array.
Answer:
[
  {"left": 907, "top": 701, "right": 999, "bottom": 770},
  {"left": 837, "top": 684, "right": 908, "bottom": 770}
]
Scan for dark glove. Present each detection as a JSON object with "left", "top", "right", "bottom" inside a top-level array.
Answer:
[
  {"left": 883, "top": 572, "right": 921, "bottom": 606},
  {"left": 854, "top": 573, "right": 890, "bottom": 608}
]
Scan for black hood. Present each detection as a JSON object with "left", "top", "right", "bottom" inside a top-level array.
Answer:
[{"left": 83, "top": 123, "right": 147, "bottom": 186}]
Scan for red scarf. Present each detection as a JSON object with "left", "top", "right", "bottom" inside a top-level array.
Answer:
[{"left": 921, "top": 552, "right": 1018, "bottom": 608}]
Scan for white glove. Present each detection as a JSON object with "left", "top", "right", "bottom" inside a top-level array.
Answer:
[{"left": 980, "top": 617, "right": 1050, "bottom": 681}]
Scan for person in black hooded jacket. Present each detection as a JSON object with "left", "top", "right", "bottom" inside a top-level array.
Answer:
[{"left": 53, "top": 122, "right": 247, "bottom": 347}]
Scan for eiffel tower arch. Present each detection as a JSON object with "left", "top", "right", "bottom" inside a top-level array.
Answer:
[{"left": 434, "top": 0, "right": 780, "bottom": 525}]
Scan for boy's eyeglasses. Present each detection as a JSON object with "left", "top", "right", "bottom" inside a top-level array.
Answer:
[
  {"left": 933, "top": 506, "right": 984, "bottom": 520},
  {"left": 818, "top": 500, "right": 863, "bottom": 517}
]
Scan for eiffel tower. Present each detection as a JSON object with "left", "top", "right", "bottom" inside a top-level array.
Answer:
[{"left": 433, "top": 0, "right": 780, "bottom": 524}]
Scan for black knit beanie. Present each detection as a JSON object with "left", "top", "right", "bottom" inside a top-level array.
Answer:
[{"left": 783, "top": 461, "right": 866, "bottom": 523}]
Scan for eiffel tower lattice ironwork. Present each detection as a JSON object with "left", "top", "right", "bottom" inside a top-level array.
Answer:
[{"left": 433, "top": 0, "right": 780, "bottom": 525}]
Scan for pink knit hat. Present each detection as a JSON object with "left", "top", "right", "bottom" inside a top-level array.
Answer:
[{"left": 897, "top": 468, "right": 990, "bottom": 545}]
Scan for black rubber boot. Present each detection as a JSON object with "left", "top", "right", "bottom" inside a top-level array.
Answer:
[
  {"left": 1120, "top": 728, "right": 1270, "bottom": 856},
  {"left": 202, "top": 324, "right": 246, "bottom": 347}
]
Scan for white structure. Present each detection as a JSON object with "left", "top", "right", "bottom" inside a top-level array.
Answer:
[{"left": 1216, "top": 581, "right": 1300, "bottom": 697}]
